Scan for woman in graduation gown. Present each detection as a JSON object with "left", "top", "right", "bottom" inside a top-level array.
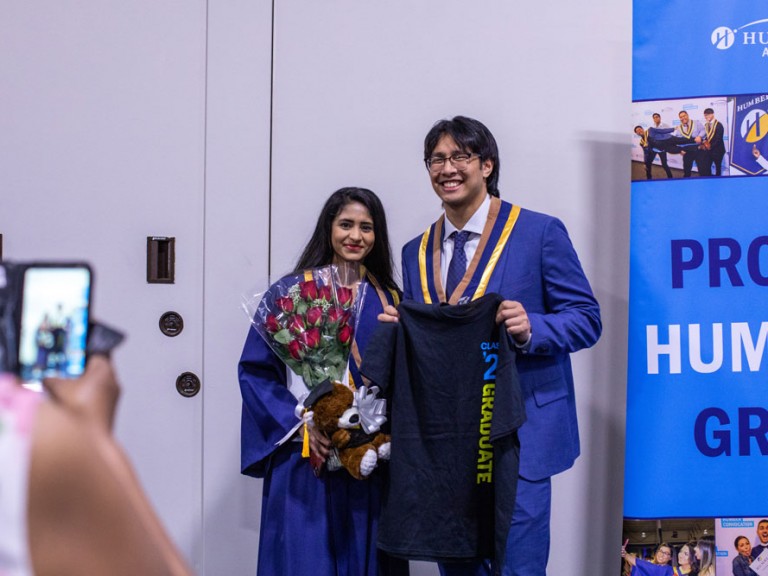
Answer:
[
  {"left": 622, "top": 542, "right": 675, "bottom": 576},
  {"left": 238, "top": 187, "right": 406, "bottom": 576}
]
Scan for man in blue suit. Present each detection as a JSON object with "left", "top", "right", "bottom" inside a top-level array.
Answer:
[{"left": 382, "top": 116, "right": 601, "bottom": 575}]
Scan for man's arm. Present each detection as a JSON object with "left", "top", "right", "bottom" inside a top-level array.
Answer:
[
  {"left": 500, "top": 217, "right": 601, "bottom": 355},
  {"left": 693, "top": 121, "right": 706, "bottom": 141}
]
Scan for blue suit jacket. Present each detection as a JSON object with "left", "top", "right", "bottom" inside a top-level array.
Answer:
[{"left": 401, "top": 201, "right": 601, "bottom": 480}]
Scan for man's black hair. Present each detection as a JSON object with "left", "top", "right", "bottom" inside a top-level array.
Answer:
[{"left": 424, "top": 116, "right": 501, "bottom": 197}]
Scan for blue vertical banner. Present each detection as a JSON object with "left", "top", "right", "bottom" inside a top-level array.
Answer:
[
  {"left": 625, "top": 179, "right": 768, "bottom": 517},
  {"left": 625, "top": 1, "right": 768, "bottom": 571}
]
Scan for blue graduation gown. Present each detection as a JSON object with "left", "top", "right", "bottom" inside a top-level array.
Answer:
[{"left": 238, "top": 273, "right": 402, "bottom": 576}]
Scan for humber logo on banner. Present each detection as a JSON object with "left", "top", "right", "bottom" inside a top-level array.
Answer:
[
  {"left": 711, "top": 18, "right": 768, "bottom": 55},
  {"left": 732, "top": 96, "right": 768, "bottom": 175}
]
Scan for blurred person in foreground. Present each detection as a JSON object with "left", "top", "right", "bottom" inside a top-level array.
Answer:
[{"left": 0, "top": 353, "right": 192, "bottom": 576}]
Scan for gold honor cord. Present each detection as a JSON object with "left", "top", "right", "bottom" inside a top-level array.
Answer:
[
  {"left": 472, "top": 204, "right": 521, "bottom": 300},
  {"left": 389, "top": 288, "right": 401, "bottom": 306},
  {"left": 360, "top": 263, "right": 400, "bottom": 305},
  {"left": 418, "top": 225, "right": 435, "bottom": 304},
  {"left": 679, "top": 123, "right": 694, "bottom": 138},
  {"left": 641, "top": 131, "right": 648, "bottom": 147}
]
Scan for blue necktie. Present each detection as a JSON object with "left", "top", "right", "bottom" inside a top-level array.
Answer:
[{"left": 446, "top": 230, "right": 470, "bottom": 299}]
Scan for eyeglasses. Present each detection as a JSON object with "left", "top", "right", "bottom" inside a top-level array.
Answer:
[
  {"left": 657, "top": 550, "right": 672, "bottom": 557},
  {"left": 425, "top": 152, "right": 479, "bottom": 171}
]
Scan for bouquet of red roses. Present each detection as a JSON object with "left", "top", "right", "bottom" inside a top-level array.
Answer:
[
  {"left": 243, "top": 264, "right": 383, "bottom": 476},
  {"left": 243, "top": 264, "right": 364, "bottom": 391}
]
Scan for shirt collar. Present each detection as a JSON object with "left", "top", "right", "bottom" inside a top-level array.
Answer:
[{"left": 443, "top": 194, "right": 491, "bottom": 240}]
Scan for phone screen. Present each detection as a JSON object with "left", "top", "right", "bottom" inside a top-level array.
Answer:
[{"left": 18, "top": 265, "right": 91, "bottom": 390}]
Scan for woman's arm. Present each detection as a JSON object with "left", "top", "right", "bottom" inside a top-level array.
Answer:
[
  {"left": 238, "top": 325, "right": 300, "bottom": 476},
  {"left": 627, "top": 558, "right": 673, "bottom": 576}
]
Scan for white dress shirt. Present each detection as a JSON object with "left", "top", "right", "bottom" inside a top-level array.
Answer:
[{"left": 440, "top": 194, "right": 491, "bottom": 288}]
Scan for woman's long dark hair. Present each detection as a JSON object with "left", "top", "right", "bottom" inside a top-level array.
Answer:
[
  {"left": 674, "top": 542, "right": 698, "bottom": 572},
  {"left": 294, "top": 187, "right": 399, "bottom": 293},
  {"left": 696, "top": 536, "right": 715, "bottom": 572}
]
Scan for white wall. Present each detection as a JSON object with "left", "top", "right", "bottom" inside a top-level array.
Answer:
[
  {"left": 0, "top": 1, "right": 209, "bottom": 570},
  {"left": 1, "top": 1, "right": 632, "bottom": 574},
  {"left": 202, "top": 1, "right": 273, "bottom": 573}
]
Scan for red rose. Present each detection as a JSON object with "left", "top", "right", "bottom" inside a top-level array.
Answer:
[
  {"left": 299, "top": 280, "right": 319, "bottom": 301},
  {"left": 305, "top": 306, "right": 323, "bottom": 327},
  {"left": 288, "top": 315, "right": 305, "bottom": 335},
  {"left": 287, "top": 339, "right": 304, "bottom": 360},
  {"left": 275, "top": 296, "right": 294, "bottom": 313},
  {"left": 336, "top": 287, "right": 354, "bottom": 307},
  {"left": 264, "top": 314, "right": 281, "bottom": 333},
  {"left": 326, "top": 306, "right": 344, "bottom": 324},
  {"left": 318, "top": 285, "right": 333, "bottom": 302},
  {"left": 338, "top": 324, "right": 353, "bottom": 346},
  {"left": 300, "top": 327, "right": 322, "bottom": 349}
]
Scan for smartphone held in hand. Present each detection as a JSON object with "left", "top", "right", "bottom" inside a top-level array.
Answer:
[{"left": 0, "top": 262, "right": 92, "bottom": 391}]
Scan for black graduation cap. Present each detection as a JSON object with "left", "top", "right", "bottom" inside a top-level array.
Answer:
[{"left": 302, "top": 378, "right": 334, "bottom": 408}]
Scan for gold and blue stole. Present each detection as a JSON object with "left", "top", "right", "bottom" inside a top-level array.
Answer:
[
  {"left": 349, "top": 270, "right": 399, "bottom": 389},
  {"left": 679, "top": 122, "right": 695, "bottom": 138},
  {"left": 417, "top": 197, "right": 521, "bottom": 304},
  {"left": 705, "top": 119, "right": 719, "bottom": 141}
]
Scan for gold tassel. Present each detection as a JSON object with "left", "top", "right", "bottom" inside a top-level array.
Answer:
[{"left": 302, "top": 419, "right": 310, "bottom": 458}]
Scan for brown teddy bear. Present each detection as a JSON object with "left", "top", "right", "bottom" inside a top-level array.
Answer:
[{"left": 306, "top": 381, "right": 391, "bottom": 480}]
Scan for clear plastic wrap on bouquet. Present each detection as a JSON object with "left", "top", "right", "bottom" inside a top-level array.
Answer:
[
  {"left": 242, "top": 263, "right": 386, "bottom": 477},
  {"left": 241, "top": 263, "right": 368, "bottom": 392}
]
